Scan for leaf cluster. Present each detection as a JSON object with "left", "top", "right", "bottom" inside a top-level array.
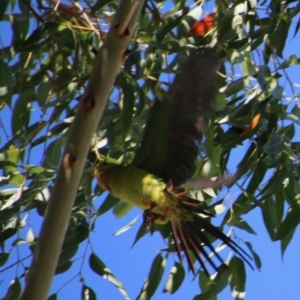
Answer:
[{"left": 1, "top": 0, "right": 300, "bottom": 299}]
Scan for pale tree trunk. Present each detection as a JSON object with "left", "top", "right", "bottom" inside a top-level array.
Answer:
[{"left": 20, "top": 1, "right": 145, "bottom": 299}]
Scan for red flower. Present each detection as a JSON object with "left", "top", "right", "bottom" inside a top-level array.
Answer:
[{"left": 187, "top": 13, "right": 216, "bottom": 37}]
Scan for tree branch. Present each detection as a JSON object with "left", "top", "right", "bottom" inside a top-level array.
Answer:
[
  {"left": 20, "top": 1, "right": 145, "bottom": 299},
  {"left": 184, "top": 172, "right": 239, "bottom": 191}
]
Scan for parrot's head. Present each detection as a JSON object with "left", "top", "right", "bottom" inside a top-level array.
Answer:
[{"left": 93, "top": 163, "right": 119, "bottom": 192}]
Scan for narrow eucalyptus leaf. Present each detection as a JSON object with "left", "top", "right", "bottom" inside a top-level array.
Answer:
[
  {"left": 137, "top": 253, "right": 166, "bottom": 300},
  {"left": 81, "top": 285, "right": 97, "bottom": 300},
  {"left": 89, "top": 253, "right": 130, "bottom": 300},
  {"left": 193, "top": 265, "right": 229, "bottom": 300},
  {"left": 163, "top": 262, "right": 185, "bottom": 294}
]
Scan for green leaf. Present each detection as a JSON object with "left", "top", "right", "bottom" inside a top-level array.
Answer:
[
  {"left": 0, "top": 252, "right": 9, "bottom": 266},
  {"left": 12, "top": 95, "right": 31, "bottom": 135},
  {"left": 48, "top": 294, "right": 57, "bottom": 300},
  {"left": 56, "top": 27, "right": 76, "bottom": 49},
  {"left": 163, "top": 262, "right": 185, "bottom": 294},
  {"left": 274, "top": 189, "right": 285, "bottom": 229},
  {"left": 212, "top": 200, "right": 226, "bottom": 215},
  {"left": 257, "top": 65, "right": 270, "bottom": 89},
  {"left": 57, "top": 245, "right": 78, "bottom": 266},
  {"left": 274, "top": 19, "right": 289, "bottom": 58},
  {"left": 89, "top": 253, "right": 130, "bottom": 300},
  {"left": 278, "top": 54, "right": 299, "bottom": 70},
  {"left": 37, "top": 77, "right": 51, "bottom": 107},
  {"left": 293, "top": 16, "right": 300, "bottom": 37},
  {"left": 271, "top": 85, "right": 284, "bottom": 100},
  {"left": 281, "top": 227, "right": 296, "bottom": 258},
  {"left": 23, "top": 165, "right": 45, "bottom": 174},
  {"left": 155, "top": 9, "right": 187, "bottom": 43},
  {"left": 9, "top": 173, "right": 24, "bottom": 186},
  {"left": 259, "top": 168, "right": 288, "bottom": 199},
  {"left": 14, "top": 22, "right": 60, "bottom": 51},
  {"left": 240, "top": 51, "right": 255, "bottom": 76},
  {"left": 246, "top": 160, "right": 267, "bottom": 194},
  {"left": 1, "top": 279, "right": 21, "bottom": 300},
  {"left": 113, "top": 201, "right": 132, "bottom": 218},
  {"left": 245, "top": 242, "right": 262, "bottom": 270},
  {"left": 137, "top": 253, "right": 166, "bottom": 300},
  {"left": 96, "top": 193, "right": 120, "bottom": 216},
  {"left": 218, "top": 10, "right": 235, "bottom": 44},
  {"left": 81, "top": 285, "right": 97, "bottom": 300},
  {"left": 55, "top": 261, "right": 72, "bottom": 275},
  {"left": 113, "top": 216, "right": 139, "bottom": 236},
  {"left": 155, "top": 39, "right": 188, "bottom": 52},
  {"left": 286, "top": 104, "right": 300, "bottom": 125},
  {"left": 63, "top": 224, "right": 89, "bottom": 248},
  {"left": 193, "top": 265, "right": 229, "bottom": 300},
  {"left": 119, "top": 74, "right": 135, "bottom": 137},
  {"left": 229, "top": 257, "right": 246, "bottom": 300},
  {"left": 229, "top": 217, "right": 256, "bottom": 234},
  {"left": 4, "top": 145, "right": 20, "bottom": 175},
  {"left": 198, "top": 270, "right": 216, "bottom": 300},
  {"left": 0, "top": 206, "right": 20, "bottom": 224},
  {"left": 0, "top": 60, "right": 12, "bottom": 87},
  {"left": 214, "top": 92, "right": 227, "bottom": 111},
  {"left": 278, "top": 124, "right": 295, "bottom": 143},
  {"left": 264, "top": 42, "right": 272, "bottom": 64},
  {"left": 43, "top": 139, "right": 63, "bottom": 169},
  {"left": 224, "top": 78, "right": 245, "bottom": 97},
  {"left": 276, "top": 202, "right": 300, "bottom": 240},
  {"left": 131, "top": 222, "right": 148, "bottom": 248},
  {"left": 11, "top": 14, "right": 29, "bottom": 43},
  {"left": 21, "top": 64, "right": 49, "bottom": 91},
  {"left": 0, "top": 0, "right": 10, "bottom": 20},
  {"left": 261, "top": 198, "right": 276, "bottom": 240},
  {"left": 0, "top": 228, "right": 18, "bottom": 243},
  {"left": 124, "top": 50, "right": 142, "bottom": 76}
]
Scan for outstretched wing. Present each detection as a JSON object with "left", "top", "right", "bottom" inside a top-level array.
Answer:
[{"left": 133, "top": 48, "right": 218, "bottom": 186}]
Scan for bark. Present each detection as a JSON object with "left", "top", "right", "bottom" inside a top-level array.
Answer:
[{"left": 20, "top": 1, "right": 145, "bottom": 299}]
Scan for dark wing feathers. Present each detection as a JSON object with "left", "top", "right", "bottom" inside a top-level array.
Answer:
[
  {"left": 133, "top": 48, "right": 218, "bottom": 186},
  {"left": 132, "top": 97, "right": 170, "bottom": 178},
  {"left": 164, "top": 48, "right": 218, "bottom": 186},
  {"left": 132, "top": 49, "right": 253, "bottom": 274}
]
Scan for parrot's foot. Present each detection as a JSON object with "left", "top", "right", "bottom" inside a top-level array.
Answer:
[
  {"left": 143, "top": 181, "right": 188, "bottom": 234},
  {"left": 166, "top": 180, "right": 187, "bottom": 197},
  {"left": 143, "top": 209, "right": 160, "bottom": 234}
]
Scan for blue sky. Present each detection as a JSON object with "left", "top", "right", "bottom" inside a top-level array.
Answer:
[{"left": 1, "top": 1, "right": 300, "bottom": 299}]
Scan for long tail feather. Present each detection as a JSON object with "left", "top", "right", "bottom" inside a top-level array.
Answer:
[
  {"left": 170, "top": 197, "right": 253, "bottom": 275},
  {"left": 182, "top": 221, "right": 213, "bottom": 275}
]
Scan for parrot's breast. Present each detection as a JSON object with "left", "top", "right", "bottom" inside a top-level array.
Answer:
[{"left": 97, "top": 164, "right": 180, "bottom": 219}]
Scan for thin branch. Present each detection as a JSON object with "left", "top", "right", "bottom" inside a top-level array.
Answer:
[
  {"left": 184, "top": 172, "right": 239, "bottom": 191},
  {"left": 0, "top": 254, "right": 32, "bottom": 273},
  {"left": 115, "top": 0, "right": 141, "bottom": 36},
  {"left": 19, "top": 1, "right": 145, "bottom": 299}
]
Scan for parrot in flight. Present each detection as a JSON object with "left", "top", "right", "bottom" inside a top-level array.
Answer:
[{"left": 94, "top": 47, "right": 252, "bottom": 275}]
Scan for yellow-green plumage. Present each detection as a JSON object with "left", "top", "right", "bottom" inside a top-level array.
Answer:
[
  {"left": 95, "top": 48, "right": 253, "bottom": 275},
  {"left": 95, "top": 162, "right": 253, "bottom": 275},
  {"left": 97, "top": 164, "right": 167, "bottom": 208},
  {"left": 95, "top": 164, "right": 189, "bottom": 223}
]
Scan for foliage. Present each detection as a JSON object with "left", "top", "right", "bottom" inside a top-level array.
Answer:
[{"left": 1, "top": 0, "right": 300, "bottom": 299}]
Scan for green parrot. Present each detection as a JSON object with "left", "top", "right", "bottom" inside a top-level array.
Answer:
[{"left": 94, "top": 47, "right": 252, "bottom": 275}]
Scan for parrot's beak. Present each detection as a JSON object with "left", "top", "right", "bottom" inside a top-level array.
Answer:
[{"left": 93, "top": 163, "right": 118, "bottom": 192}]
